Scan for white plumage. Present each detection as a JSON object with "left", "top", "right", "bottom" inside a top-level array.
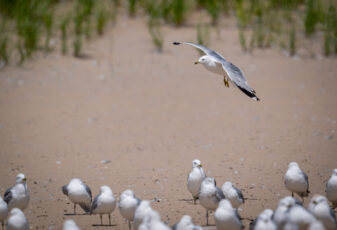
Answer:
[
  {"left": 284, "top": 162, "right": 310, "bottom": 201},
  {"left": 6, "top": 208, "right": 29, "bottom": 230},
  {"left": 0, "top": 196, "right": 8, "bottom": 230},
  {"left": 119, "top": 189, "right": 141, "bottom": 229},
  {"left": 133, "top": 200, "right": 160, "bottom": 230},
  {"left": 326, "top": 169, "right": 337, "bottom": 209},
  {"left": 308, "top": 194, "right": 337, "bottom": 230},
  {"left": 273, "top": 196, "right": 301, "bottom": 228},
  {"left": 250, "top": 209, "right": 276, "bottom": 230},
  {"left": 62, "top": 178, "right": 92, "bottom": 214},
  {"left": 173, "top": 215, "right": 202, "bottom": 230},
  {"left": 199, "top": 177, "right": 225, "bottom": 226},
  {"left": 187, "top": 159, "right": 206, "bottom": 204},
  {"left": 62, "top": 219, "right": 82, "bottom": 230},
  {"left": 91, "top": 185, "right": 116, "bottom": 225},
  {"left": 4, "top": 174, "right": 30, "bottom": 211},
  {"left": 214, "top": 199, "right": 243, "bottom": 230},
  {"left": 221, "top": 181, "right": 244, "bottom": 209},
  {"left": 287, "top": 205, "right": 316, "bottom": 230}
]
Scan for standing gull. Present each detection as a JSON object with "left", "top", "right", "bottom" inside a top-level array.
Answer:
[
  {"left": 0, "top": 196, "right": 8, "bottom": 230},
  {"left": 221, "top": 181, "right": 245, "bottom": 209},
  {"left": 91, "top": 185, "right": 116, "bottom": 225},
  {"left": 173, "top": 42, "right": 260, "bottom": 101},
  {"left": 62, "top": 178, "right": 92, "bottom": 214},
  {"left": 4, "top": 173, "right": 30, "bottom": 211},
  {"left": 63, "top": 220, "right": 82, "bottom": 230},
  {"left": 284, "top": 162, "right": 310, "bottom": 202},
  {"left": 326, "top": 168, "right": 337, "bottom": 209},
  {"left": 119, "top": 189, "right": 141, "bottom": 230},
  {"left": 6, "top": 208, "right": 29, "bottom": 230},
  {"left": 308, "top": 194, "right": 337, "bottom": 230},
  {"left": 215, "top": 199, "right": 243, "bottom": 230},
  {"left": 199, "top": 177, "right": 225, "bottom": 226},
  {"left": 173, "top": 215, "right": 202, "bottom": 230},
  {"left": 187, "top": 159, "right": 206, "bottom": 204}
]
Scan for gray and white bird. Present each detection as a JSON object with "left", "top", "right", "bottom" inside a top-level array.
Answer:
[
  {"left": 250, "top": 209, "right": 276, "bottom": 230},
  {"left": 6, "top": 208, "right": 29, "bottom": 230},
  {"left": 119, "top": 189, "right": 141, "bottom": 230},
  {"left": 172, "top": 215, "right": 202, "bottom": 230},
  {"left": 221, "top": 181, "right": 244, "bottom": 209},
  {"left": 133, "top": 200, "right": 161, "bottom": 230},
  {"left": 139, "top": 214, "right": 170, "bottom": 230},
  {"left": 308, "top": 220, "right": 326, "bottom": 230},
  {"left": 173, "top": 42, "right": 260, "bottom": 101},
  {"left": 4, "top": 173, "right": 30, "bottom": 211},
  {"left": 287, "top": 205, "right": 316, "bottom": 230},
  {"left": 214, "top": 199, "right": 243, "bottom": 230},
  {"left": 0, "top": 196, "right": 8, "bottom": 230},
  {"left": 199, "top": 177, "right": 225, "bottom": 226},
  {"left": 91, "top": 185, "right": 116, "bottom": 225},
  {"left": 284, "top": 162, "right": 310, "bottom": 202},
  {"left": 62, "top": 178, "right": 92, "bottom": 214},
  {"left": 326, "top": 168, "right": 337, "bottom": 209},
  {"left": 187, "top": 159, "right": 206, "bottom": 204},
  {"left": 273, "top": 196, "right": 302, "bottom": 228},
  {"left": 62, "top": 219, "right": 82, "bottom": 230},
  {"left": 308, "top": 194, "right": 337, "bottom": 230}
]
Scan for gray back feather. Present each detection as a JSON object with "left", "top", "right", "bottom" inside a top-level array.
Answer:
[{"left": 4, "top": 188, "right": 13, "bottom": 204}]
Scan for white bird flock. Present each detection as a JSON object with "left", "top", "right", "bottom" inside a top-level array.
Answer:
[{"left": 0, "top": 162, "right": 335, "bottom": 230}]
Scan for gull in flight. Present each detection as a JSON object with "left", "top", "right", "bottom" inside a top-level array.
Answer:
[{"left": 173, "top": 42, "right": 260, "bottom": 101}]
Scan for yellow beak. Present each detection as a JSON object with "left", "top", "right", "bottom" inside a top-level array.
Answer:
[
  {"left": 194, "top": 61, "right": 199, "bottom": 65},
  {"left": 23, "top": 178, "right": 27, "bottom": 182},
  {"left": 199, "top": 164, "right": 202, "bottom": 167}
]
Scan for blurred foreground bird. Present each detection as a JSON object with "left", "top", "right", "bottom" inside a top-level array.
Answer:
[
  {"left": 63, "top": 220, "right": 82, "bottom": 230},
  {"left": 6, "top": 208, "right": 29, "bottom": 230},
  {"left": 308, "top": 195, "right": 337, "bottom": 230},
  {"left": 250, "top": 209, "right": 276, "bottom": 230},
  {"left": 187, "top": 159, "right": 206, "bottom": 204},
  {"left": 172, "top": 215, "right": 202, "bottom": 230},
  {"left": 119, "top": 189, "right": 141, "bottom": 230},
  {"left": 199, "top": 177, "right": 225, "bottom": 226},
  {"left": 215, "top": 199, "right": 243, "bottom": 230},
  {"left": 221, "top": 181, "right": 245, "bottom": 209},
  {"left": 91, "top": 185, "right": 116, "bottom": 225},
  {"left": 173, "top": 42, "right": 260, "bottom": 101},
  {"left": 285, "top": 162, "right": 310, "bottom": 202},
  {"left": 0, "top": 196, "right": 8, "bottom": 230},
  {"left": 4, "top": 173, "right": 30, "bottom": 211},
  {"left": 326, "top": 169, "right": 337, "bottom": 209},
  {"left": 62, "top": 178, "right": 92, "bottom": 214},
  {"left": 133, "top": 200, "right": 160, "bottom": 230}
]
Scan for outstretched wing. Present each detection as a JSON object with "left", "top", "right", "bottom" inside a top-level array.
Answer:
[{"left": 173, "top": 42, "right": 225, "bottom": 61}]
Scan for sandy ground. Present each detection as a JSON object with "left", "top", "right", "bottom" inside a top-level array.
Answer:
[{"left": 0, "top": 16, "right": 336, "bottom": 230}]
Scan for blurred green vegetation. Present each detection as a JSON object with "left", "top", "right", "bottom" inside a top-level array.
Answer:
[{"left": 0, "top": 0, "right": 336, "bottom": 66}]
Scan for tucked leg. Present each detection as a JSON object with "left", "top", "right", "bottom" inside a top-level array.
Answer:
[
  {"left": 74, "top": 203, "right": 76, "bottom": 215},
  {"left": 100, "top": 214, "right": 103, "bottom": 225},
  {"left": 206, "top": 209, "right": 209, "bottom": 226},
  {"left": 128, "top": 221, "right": 131, "bottom": 230},
  {"left": 108, "top": 213, "right": 111, "bottom": 226}
]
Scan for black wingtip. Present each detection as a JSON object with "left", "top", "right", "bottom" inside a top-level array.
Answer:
[
  {"left": 173, "top": 42, "right": 181, "bottom": 45},
  {"left": 237, "top": 85, "right": 260, "bottom": 101}
]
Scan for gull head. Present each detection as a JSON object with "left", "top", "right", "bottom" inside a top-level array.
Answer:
[
  {"left": 16, "top": 173, "right": 26, "bottom": 183},
  {"left": 100, "top": 185, "right": 112, "bottom": 195},
  {"left": 278, "top": 196, "right": 301, "bottom": 209},
  {"left": 192, "top": 159, "right": 202, "bottom": 168},
  {"left": 218, "top": 199, "right": 233, "bottom": 210},
  {"left": 178, "top": 215, "right": 193, "bottom": 228},
  {"left": 202, "top": 177, "right": 216, "bottom": 187},
  {"left": 310, "top": 194, "right": 328, "bottom": 206},
  {"left": 195, "top": 55, "right": 213, "bottom": 66},
  {"left": 221, "top": 181, "right": 233, "bottom": 191},
  {"left": 120, "top": 189, "right": 135, "bottom": 200},
  {"left": 332, "top": 169, "right": 337, "bottom": 176},
  {"left": 288, "top": 162, "right": 299, "bottom": 169}
]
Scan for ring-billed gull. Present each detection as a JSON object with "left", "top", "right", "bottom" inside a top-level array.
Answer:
[
  {"left": 284, "top": 162, "right": 310, "bottom": 202},
  {"left": 91, "top": 185, "right": 116, "bottom": 225},
  {"left": 187, "top": 159, "right": 206, "bottom": 204},
  {"left": 62, "top": 178, "right": 92, "bottom": 214},
  {"left": 214, "top": 199, "right": 243, "bottom": 230},
  {"left": 273, "top": 196, "right": 301, "bottom": 228},
  {"left": 4, "top": 173, "right": 30, "bottom": 211},
  {"left": 199, "top": 177, "right": 225, "bottom": 226},
  {"left": 172, "top": 215, "right": 202, "bottom": 230},
  {"left": 63, "top": 220, "right": 82, "bottom": 230},
  {"left": 133, "top": 200, "right": 160, "bottom": 230},
  {"left": 173, "top": 42, "right": 260, "bottom": 101},
  {"left": 221, "top": 181, "right": 244, "bottom": 209},
  {"left": 6, "top": 208, "right": 29, "bottom": 230},
  {"left": 326, "top": 169, "right": 337, "bottom": 209},
  {"left": 0, "top": 196, "right": 8, "bottom": 230},
  {"left": 287, "top": 204, "right": 316, "bottom": 230},
  {"left": 308, "top": 194, "right": 337, "bottom": 230},
  {"left": 118, "top": 189, "right": 141, "bottom": 230},
  {"left": 250, "top": 209, "right": 276, "bottom": 230}
]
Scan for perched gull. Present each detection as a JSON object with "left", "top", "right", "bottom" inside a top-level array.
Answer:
[
  {"left": 133, "top": 200, "right": 160, "bottom": 230},
  {"left": 273, "top": 196, "right": 302, "bottom": 228},
  {"left": 0, "top": 196, "right": 8, "bottom": 230},
  {"left": 284, "top": 162, "right": 310, "bottom": 202},
  {"left": 63, "top": 220, "right": 82, "bottom": 230},
  {"left": 62, "top": 178, "right": 92, "bottom": 214},
  {"left": 326, "top": 168, "right": 337, "bottom": 209},
  {"left": 173, "top": 42, "right": 260, "bottom": 101},
  {"left": 199, "top": 177, "right": 225, "bottom": 226},
  {"left": 287, "top": 204, "right": 316, "bottom": 230},
  {"left": 4, "top": 173, "right": 30, "bottom": 211},
  {"left": 214, "top": 199, "right": 243, "bottom": 230},
  {"left": 250, "top": 209, "right": 276, "bottom": 230},
  {"left": 172, "top": 215, "right": 202, "bottom": 230},
  {"left": 221, "top": 181, "right": 244, "bottom": 209},
  {"left": 187, "top": 159, "right": 206, "bottom": 204},
  {"left": 91, "top": 185, "right": 116, "bottom": 225},
  {"left": 308, "top": 194, "right": 337, "bottom": 230},
  {"left": 119, "top": 189, "right": 141, "bottom": 230},
  {"left": 6, "top": 208, "right": 29, "bottom": 230}
]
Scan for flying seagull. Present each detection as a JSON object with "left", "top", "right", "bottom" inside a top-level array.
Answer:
[{"left": 173, "top": 42, "right": 260, "bottom": 101}]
